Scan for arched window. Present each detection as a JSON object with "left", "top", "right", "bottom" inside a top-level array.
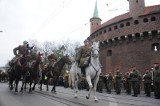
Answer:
[
  {"left": 151, "top": 17, "right": 156, "bottom": 21},
  {"left": 109, "top": 27, "right": 112, "bottom": 31},
  {"left": 143, "top": 18, "right": 148, "bottom": 23},
  {"left": 120, "top": 23, "right": 124, "bottom": 28},
  {"left": 100, "top": 31, "right": 102, "bottom": 35},
  {"left": 126, "top": 22, "right": 130, "bottom": 26},
  {"left": 114, "top": 26, "right": 118, "bottom": 29},
  {"left": 134, "top": 20, "right": 139, "bottom": 24},
  {"left": 136, "top": 0, "right": 138, "bottom": 3},
  {"left": 107, "top": 50, "right": 112, "bottom": 56},
  {"left": 152, "top": 43, "right": 159, "bottom": 51}
]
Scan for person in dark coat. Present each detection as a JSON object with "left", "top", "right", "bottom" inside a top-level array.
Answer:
[
  {"left": 143, "top": 69, "right": 152, "bottom": 97},
  {"left": 130, "top": 66, "right": 141, "bottom": 97},
  {"left": 152, "top": 63, "right": 160, "bottom": 99}
]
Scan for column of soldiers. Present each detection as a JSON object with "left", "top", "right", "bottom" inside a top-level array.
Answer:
[{"left": 95, "top": 63, "right": 160, "bottom": 99}]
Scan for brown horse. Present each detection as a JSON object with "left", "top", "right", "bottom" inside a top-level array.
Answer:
[
  {"left": 40, "top": 55, "right": 72, "bottom": 92},
  {"left": 20, "top": 52, "right": 43, "bottom": 93},
  {"left": 9, "top": 55, "right": 28, "bottom": 92}
]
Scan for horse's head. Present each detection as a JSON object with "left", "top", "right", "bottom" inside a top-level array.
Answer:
[
  {"left": 61, "top": 54, "right": 72, "bottom": 65},
  {"left": 36, "top": 52, "right": 43, "bottom": 63},
  {"left": 91, "top": 41, "right": 100, "bottom": 58}
]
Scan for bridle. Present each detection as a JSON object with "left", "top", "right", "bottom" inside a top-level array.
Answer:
[{"left": 91, "top": 46, "right": 99, "bottom": 58}]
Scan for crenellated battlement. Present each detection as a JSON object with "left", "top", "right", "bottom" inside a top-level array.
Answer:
[{"left": 100, "top": 30, "right": 160, "bottom": 49}]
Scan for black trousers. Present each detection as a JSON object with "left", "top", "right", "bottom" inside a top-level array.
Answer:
[
  {"left": 144, "top": 83, "right": 151, "bottom": 96},
  {"left": 154, "top": 82, "right": 160, "bottom": 98},
  {"left": 132, "top": 81, "right": 139, "bottom": 96}
]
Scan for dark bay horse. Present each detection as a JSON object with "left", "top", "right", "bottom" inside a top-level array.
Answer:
[
  {"left": 9, "top": 55, "right": 28, "bottom": 92},
  {"left": 40, "top": 55, "right": 72, "bottom": 92},
  {"left": 20, "top": 52, "right": 43, "bottom": 93}
]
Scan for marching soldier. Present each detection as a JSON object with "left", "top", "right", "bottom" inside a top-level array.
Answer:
[
  {"left": 76, "top": 39, "right": 91, "bottom": 77},
  {"left": 114, "top": 68, "right": 123, "bottom": 94},
  {"left": 152, "top": 63, "right": 160, "bottom": 99},
  {"left": 125, "top": 72, "right": 132, "bottom": 95},
  {"left": 97, "top": 73, "right": 104, "bottom": 93},
  {"left": 143, "top": 69, "right": 152, "bottom": 97},
  {"left": 130, "top": 66, "right": 140, "bottom": 97},
  {"left": 106, "top": 72, "right": 113, "bottom": 94}
]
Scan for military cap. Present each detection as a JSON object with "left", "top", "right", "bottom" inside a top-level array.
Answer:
[
  {"left": 23, "top": 41, "right": 28, "bottom": 44},
  {"left": 84, "top": 39, "right": 89, "bottom": 43}
]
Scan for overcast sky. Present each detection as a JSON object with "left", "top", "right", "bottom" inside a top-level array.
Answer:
[{"left": 0, "top": 0, "right": 160, "bottom": 67}]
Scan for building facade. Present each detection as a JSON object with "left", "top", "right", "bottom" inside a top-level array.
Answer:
[{"left": 88, "top": 0, "right": 160, "bottom": 74}]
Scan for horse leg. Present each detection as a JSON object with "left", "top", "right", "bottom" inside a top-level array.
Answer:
[
  {"left": 29, "top": 79, "right": 33, "bottom": 93},
  {"left": 32, "top": 80, "right": 36, "bottom": 90},
  {"left": 24, "top": 82, "right": 27, "bottom": 90},
  {"left": 93, "top": 76, "right": 99, "bottom": 102},
  {"left": 46, "top": 78, "right": 49, "bottom": 91},
  {"left": 10, "top": 78, "right": 14, "bottom": 90},
  {"left": 86, "top": 76, "right": 93, "bottom": 99},
  {"left": 39, "top": 80, "right": 42, "bottom": 91},
  {"left": 32, "top": 77, "right": 39, "bottom": 90},
  {"left": 51, "top": 78, "right": 56, "bottom": 93},
  {"left": 20, "top": 80, "right": 24, "bottom": 92},
  {"left": 15, "top": 78, "right": 19, "bottom": 92},
  {"left": 20, "top": 76, "right": 25, "bottom": 92},
  {"left": 72, "top": 75, "right": 78, "bottom": 98}
]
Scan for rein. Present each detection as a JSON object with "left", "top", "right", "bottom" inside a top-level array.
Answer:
[{"left": 90, "top": 47, "right": 100, "bottom": 80}]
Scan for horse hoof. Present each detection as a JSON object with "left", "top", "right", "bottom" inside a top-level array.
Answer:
[
  {"left": 94, "top": 100, "right": 98, "bottom": 103},
  {"left": 74, "top": 96, "right": 78, "bottom": 99},
  {"left": 86, "top": 96, "right": 89, "bottom": 99},
  {"left": 29, "top": 89, "right": 32, "bottom": 93},
  {"left": 10, "top": 87, "right": 13, "bottom": 91}
]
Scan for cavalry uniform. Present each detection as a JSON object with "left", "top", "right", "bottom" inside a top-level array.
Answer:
[
  {"left": 115, "top": 70, "right": 122, "bottom": 94},
  {"left": 130, "top": 69, "right": 140, "bottom": 97},
  {"left": 105, "top": 73, "right": 113, "bottom": 94},
  {"left": 125, "top": 72, "right": 132, "bottom": 95},
  {"left": 153, "top": 67, "right": 160, "bottom": 99},
  {"left": 143, "top": 71, "right": 152, "bottom": 97},
  {"left": 47, "top": 54, "right": 57, "bottom": 76},
  {"left": 76, "top": 40, "right": 91, "bottom": 77},
  {"left": 76, "top": 45, "right": 91, "bottom": 68},
  {"left": 12, "top": 41, "right": 33, "bottom": 67},
  {"left": 97, "top": 74, "right": 104, "bottom": 93}
]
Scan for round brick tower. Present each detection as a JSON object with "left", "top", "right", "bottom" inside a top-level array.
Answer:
[{"left": 88, "top": 0, "right": 160, "bottom": 75}]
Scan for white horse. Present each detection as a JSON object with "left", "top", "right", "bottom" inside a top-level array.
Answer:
[{"left": 69, "top": 41, "right": 101, "bottom": 102}]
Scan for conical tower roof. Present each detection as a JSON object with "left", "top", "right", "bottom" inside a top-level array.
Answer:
[{"left": 93, "top": 0, "right": 99, "bottom": 18}]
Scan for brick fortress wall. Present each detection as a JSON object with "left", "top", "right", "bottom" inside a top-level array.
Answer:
[{"left": 89, "top": 12, "right": 160, "bottom": 75}]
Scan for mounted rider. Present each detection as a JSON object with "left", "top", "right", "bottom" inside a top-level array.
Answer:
[
  {"left": 47, "top": 53, "right": 57, "bottom": 70},
  {"left": 12, "top": 41, "right": 34, "bottom": 67},
  {"left": 76, "top": 39, "right": 92, "bottom": 77}
]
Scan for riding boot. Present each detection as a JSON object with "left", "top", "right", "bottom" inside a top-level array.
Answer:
[{"left": 81, "top": 66, "right": 86, "bottom": 77}]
